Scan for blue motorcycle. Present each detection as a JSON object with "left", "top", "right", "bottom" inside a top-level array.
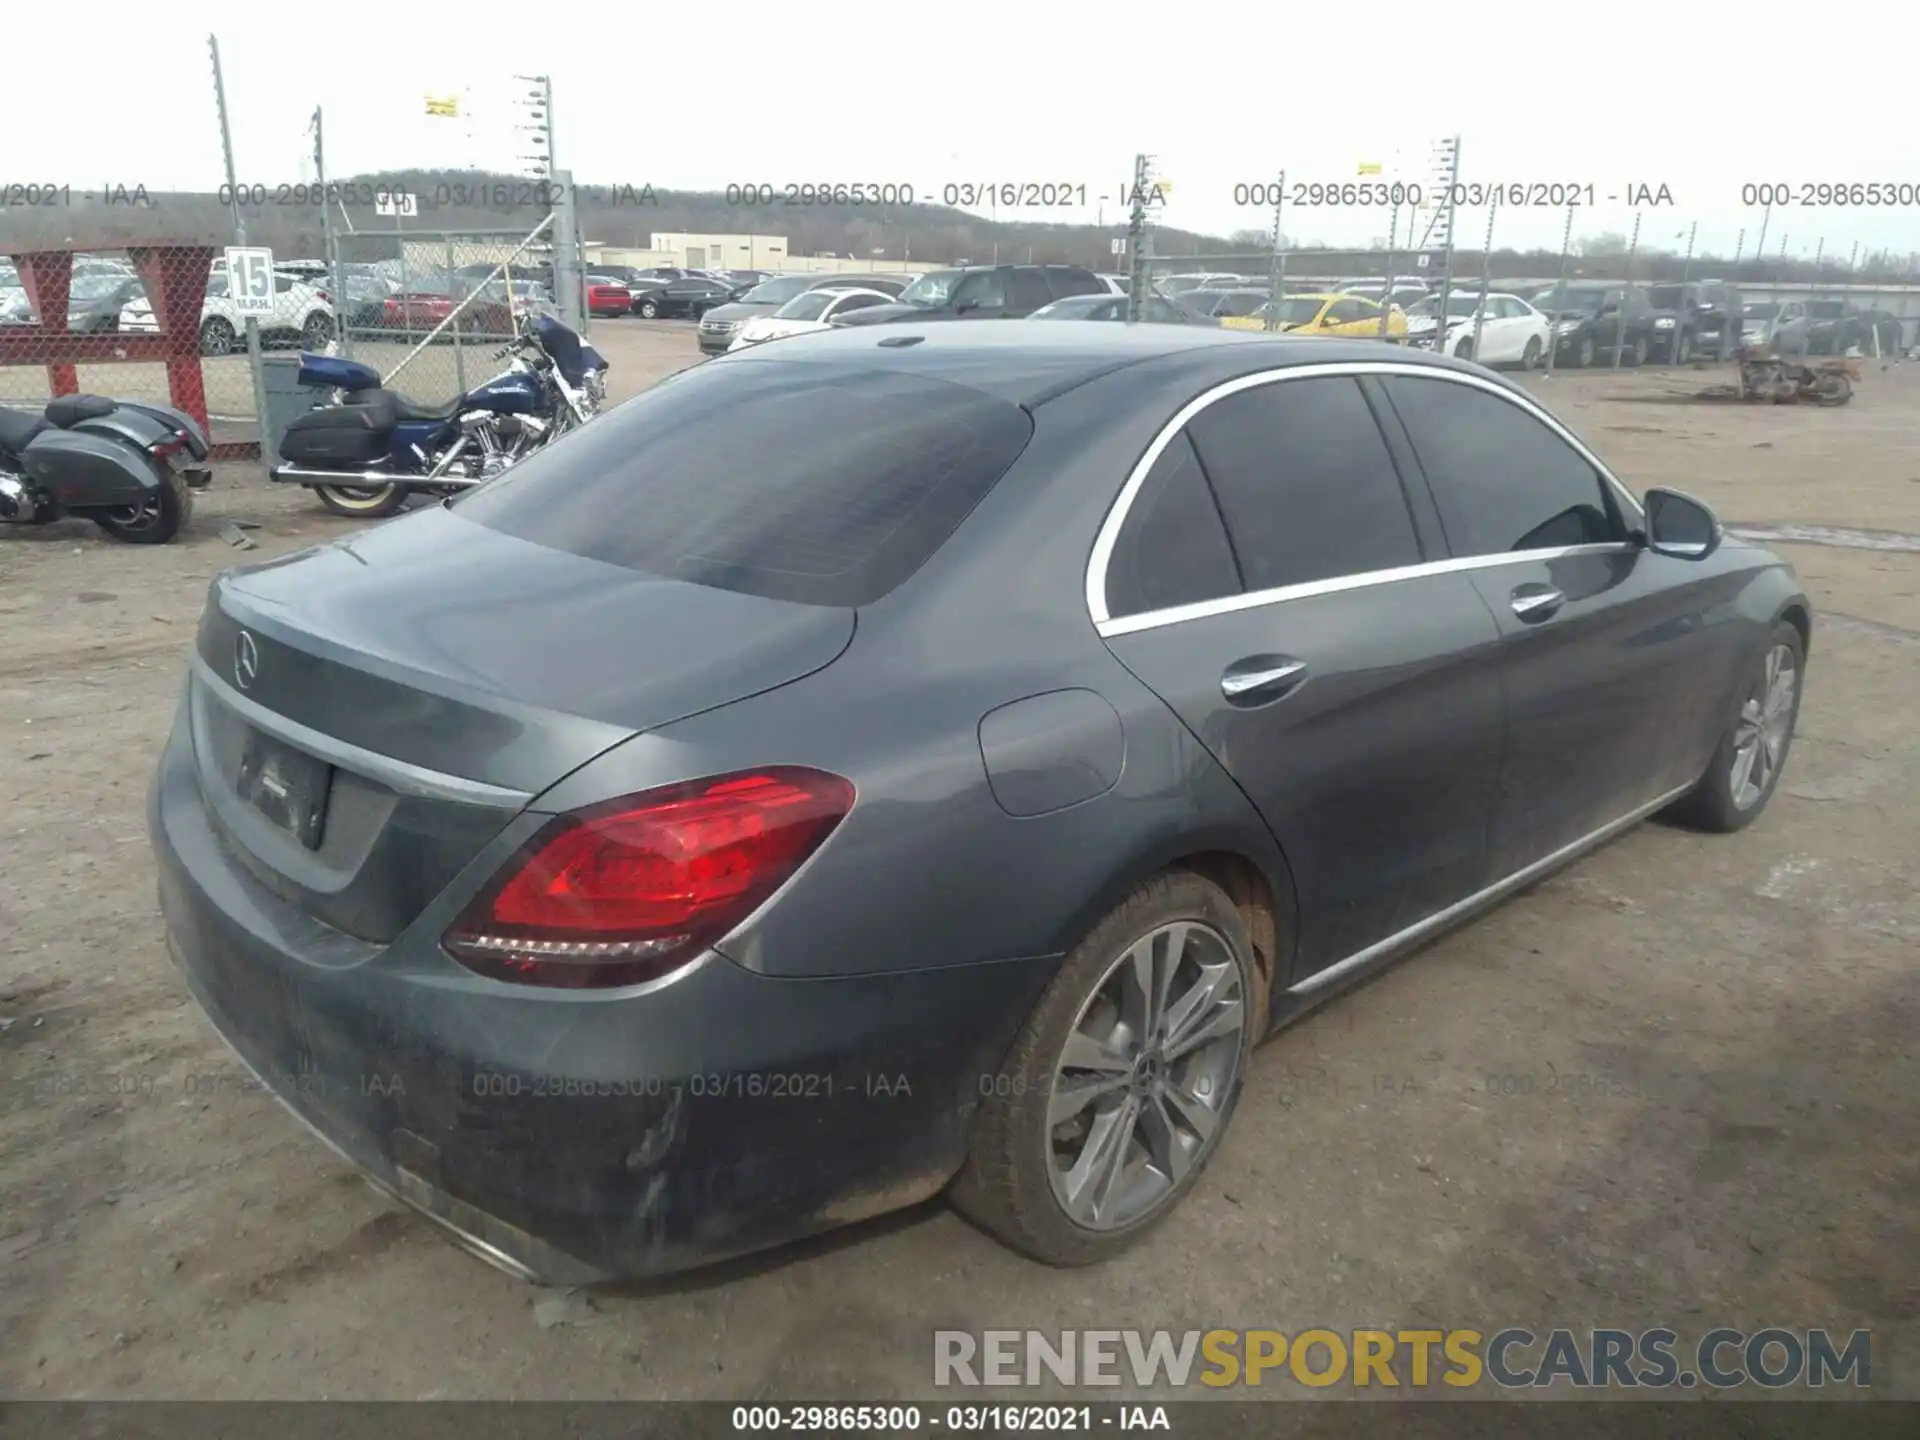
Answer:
[{"left": 271, "top": 311, "right": 608, "bottom": 518}]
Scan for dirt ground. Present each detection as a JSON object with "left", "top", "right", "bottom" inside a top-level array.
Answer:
[{"left": 1, "top": 322, "right": 1915, "bottom": 1402}]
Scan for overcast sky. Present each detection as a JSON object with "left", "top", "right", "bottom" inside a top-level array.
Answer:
[{"left": 9, "top": 0, "right": 1920, "bottom": 264}]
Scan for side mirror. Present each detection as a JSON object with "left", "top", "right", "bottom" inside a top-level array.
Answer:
[{"left": 1642, "top": 487, "right": 1721, "bottom": 560}]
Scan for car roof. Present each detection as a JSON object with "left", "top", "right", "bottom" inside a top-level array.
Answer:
[{"left": 716, "top": 321, "right": 1478, "bottom": 406}]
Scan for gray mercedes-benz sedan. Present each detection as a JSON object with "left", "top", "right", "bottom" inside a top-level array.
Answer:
[{"left": 152, "top": 325, "right": 1811, "bottom": 1283}]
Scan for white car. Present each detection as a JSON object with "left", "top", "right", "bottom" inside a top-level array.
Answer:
[
  {"left": 727, "top": 287, "right": 896, "bottom": 350},
  {"left": 121, "top": 269, "right": 336, "bottom": 356},
  {"left": 1154, "top": 271, "right": 1243, "bottom": 297},
  {"left": 1404, "top": 290, "right": 1551, "bottom": 368}
]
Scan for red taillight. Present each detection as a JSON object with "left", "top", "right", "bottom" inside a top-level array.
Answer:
[
  {"left": 150, "top": 436, "right": 187, "bottom": 458},
  {"left": 442, "top": 768, "right": 855, "bottom": 990}
]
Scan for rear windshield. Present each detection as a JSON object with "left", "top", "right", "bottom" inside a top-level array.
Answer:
[{"left": 453, "top": 361, "right": 1035, "bottom": 607}]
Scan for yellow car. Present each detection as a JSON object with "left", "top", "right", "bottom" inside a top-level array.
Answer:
[{"left": 1221, "top": 292, "right": 1408, "bottom": 338}]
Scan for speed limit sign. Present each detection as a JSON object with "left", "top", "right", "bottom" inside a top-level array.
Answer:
[{"left": 225, "top": 246, "right": 276, "bottom": 315}]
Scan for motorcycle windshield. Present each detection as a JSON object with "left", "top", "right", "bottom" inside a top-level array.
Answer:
[{"left": 534, "top": 314, "right": 591, "bottom": 387}]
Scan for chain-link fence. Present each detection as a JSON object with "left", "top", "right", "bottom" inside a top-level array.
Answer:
[
  {"left": 330, "top": 224, "right": 572, "bottom": 410},
  {"left": 0, "top": 242, "right": 270, "bottom": 450}
]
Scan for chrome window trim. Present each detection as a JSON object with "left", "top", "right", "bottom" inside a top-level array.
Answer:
[
  {"left": 1095, "top": 542, "right": 1635, "bottom": 639},
  {"left": 1085, "top": 360, "right": 1647, "bottom": 630}
]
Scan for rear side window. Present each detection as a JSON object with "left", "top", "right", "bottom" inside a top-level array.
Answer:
[
  {"left": 1007, "top": 269, "right": 1053, "bottom": 311},
  {"left": 1106, "top": 431, "right": 1241, "bottom": 619},
  {"left": 1184, "top": 377, "right": 1422, "bottom": 592},
  {"left": 1046, "top": 269, "right": 1105, "bottom": 300},
  {"left": 454, "top": 363, "right": 1034, "bottom": 607},
  {"left": 1382, "top": 377, "right": 1623, "bottom": 555}
]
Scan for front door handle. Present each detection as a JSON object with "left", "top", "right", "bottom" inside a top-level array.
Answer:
[
  {"left": 1510, "top": 584, "right": 1565, "bottom": 621},
  {"left": 1221, "top": 656, "right": 1308, "bottom": 705}
]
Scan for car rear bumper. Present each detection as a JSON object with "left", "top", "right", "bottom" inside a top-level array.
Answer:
[{"left": 148, "top": 707, "right": 1056, "bottom": 1283}]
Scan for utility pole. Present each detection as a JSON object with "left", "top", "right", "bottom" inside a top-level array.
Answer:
[
  {"left": 1679, "top": 220, "right": 1697, "bottom": 284},
  {"left": 313, "top": 106, "right": 347, "bottom": 357},
  {"left": 1731, "top": 227, "right": 1746, "bottom": 282},
  {"left": 1124, "top": 153, "right": 1155, "bottom": 322},
  {"left": 210, "top": 35, "right": 272, "bottom": 465},
  {"left": 1263, "top": 172, "right": 1287, "bottom": 331},
  {"left": 1753, "top": 202, "right": 1773, "bottom": 279}
]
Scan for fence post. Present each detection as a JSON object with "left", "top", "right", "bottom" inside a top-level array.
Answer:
[
  {"left": 1613, "top": 210, "right": 1642, "bottom": 371},
  {"left": 209, "top": 34, "right": 273, "bottom": 464},
  {"left": 447, "top": 236, "right": 466, "bottom": 394},
  {"left": 551, "top": 168, "right": 586, "bottom": 332},
  {"left": 1263, "top": 172, "right": 1287, "bottom": 330},
  {"left": 1544, "top": 203, "right": 1574, "bottom": 378},
  {"left": 1125, "top": 154, "right": 1154, "bottom": 323},
  {"left": 1470, "top": 197, "right": 1497, "bottom": 359}
]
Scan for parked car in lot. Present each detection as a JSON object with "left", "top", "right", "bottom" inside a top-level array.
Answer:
[
  {"left": 1405, "top": 291, "right": 1551, "bottom": 367},
  {"left": 1183, "top": 288, "right": 1274, "bottom": 320},
  {"left": 1739, "top": 300, "right": 1810, "bottom": 354},
  {"left": 121, "top": 271, "right": 335, "bottom": 355},
  {"left": 151, "top": 324, "right": 1811, "bottom": 1284},
  {"left": 1221, "top": 293, "right": 1409, "bottom": 338},
  {"left": 1645, "top": 281, "right": 1743, "bottom": 362},
  {"left": 631, "top": 274, "right": 736, "bottom": 319},
  {"left": 831, "top": 264, "right": 1107, "bottom": 326},
  {"left": 1096, "top": 273, "right": 1130, "bottom": 294},
  {"left": 1802, "top": 300, "right": 1866, "bottom": 355},
  {"left": 1028, "top": 294, "right": 1217, "bottom": 324},
  {"left": 1336, "top": 279, "right": 1431, "bottom": 311},
  {"left": 696, "top": 274, "right": 908, "bottom": 353},
  {"left": 1530, "top": 282, "right": 1658, "bottom": 367},
  {"left": 585, "top": 277, "right": 634, "bottom": 318},
  {"left": 1856, "top": 308, "right": 1908, "bottom": 356},
  {"left": 65, "top": 274, "right": 146, "bottom": 333},
  {"left": 1154, "top": 272, "right": 1244, "bottom": 296},
  {"left": 726, "top": 287, "right": 898, "bottom": 349}
]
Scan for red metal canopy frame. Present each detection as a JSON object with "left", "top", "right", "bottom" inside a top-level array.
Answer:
[{"left": 0, "top": 243, "right": 255, "bottom": 459}]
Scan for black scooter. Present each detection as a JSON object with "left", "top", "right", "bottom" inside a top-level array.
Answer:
[{"left": 0, "top": 395, "right": 212, "bottom": 544}]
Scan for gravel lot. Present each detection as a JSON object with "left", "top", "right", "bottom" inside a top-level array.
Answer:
[{"left": 2, "top": 322, "right": 1915, "bottom": 1400}]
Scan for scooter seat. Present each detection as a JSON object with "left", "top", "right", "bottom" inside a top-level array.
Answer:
[
  {"left": 0, "top": 407, "right": 49, "bottom": 457},
  {"left": 44, "top": 394, "right": 117, "bottom": 428}
]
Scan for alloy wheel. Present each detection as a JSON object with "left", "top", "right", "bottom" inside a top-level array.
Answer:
[
  {"left": 1047, "top": 921, "right": 1246, "bottom": 1231},
  {"left": 1730, "top": 643, "right": 1798, "bottom": 809}
]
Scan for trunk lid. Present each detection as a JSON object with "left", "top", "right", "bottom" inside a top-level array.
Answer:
[{"left": 188, "top": 504, "right": 854, "bottom": 942}]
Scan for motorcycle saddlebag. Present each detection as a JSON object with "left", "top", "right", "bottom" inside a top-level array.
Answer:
[
  {"left": 279, "top": 393, "right": 400, "bottom": 466},
  {"left": 20, "top": 428, "right": 163, "bottom": 507}
]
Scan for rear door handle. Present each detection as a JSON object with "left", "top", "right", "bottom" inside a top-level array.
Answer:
[
  {"left": 1510, "top": 584, "right": 1565, "bottom": 621},
  {"left": 1221, "top": 656, "right": 1308, "bottom": 705}
]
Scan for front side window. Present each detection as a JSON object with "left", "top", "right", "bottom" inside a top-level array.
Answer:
[
  {"left": 1105, "top": 431, "right": 1242, "bottom": 619},
  {"left": 1006, "top": 269, "right": 1052, "bottom": 311},
  {"left": 952, "top": 271, "right": 1008, "bottom": 310},
  {"left": 1382, "top": 377, "right": 1624, "bottom": 555},
  {"left": 1183, "top": 376, "right": 1423, "bottom": 593}
]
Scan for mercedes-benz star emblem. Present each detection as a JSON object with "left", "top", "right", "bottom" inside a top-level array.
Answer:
[{"left": 234, "top": 631, "right": 260, "bottom": 691}]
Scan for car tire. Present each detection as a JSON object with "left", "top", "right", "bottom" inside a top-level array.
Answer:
[
  {"left": 303, "top": 311, "right": 335, "bottom": 348},
  {"left": 1629, "top": 335, "right": 1648, "bottom": 366},
  {"left": 1674, "top": 332, "right": 1692, "bottom": 365},
  {"left": 199, "top": 317, "right": 236, "bottom": 357},
  {"left": 314, "top": 483, "right": 408, "bottom": 519},
  {"left": 637, "top": 298, "right": 659, "bottom": 319},
  {"left": 1665, "top": 620, "right": 1805, "bottom": 834},
  {"left": 1574, "top": 336, "right": 1595, "bottom": 368},
  {"left": 1522, "top": 336, "right": 1543, "bottom": 369},
  {"left": 1453, "top": 338, "right": 1474, "bottom": 361},
  {"left": 950, "top": 869, "right": 1267, "bottom": 1267},
  {"left": 92, "top": 472, "right": 190, "bottom": 544}
]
